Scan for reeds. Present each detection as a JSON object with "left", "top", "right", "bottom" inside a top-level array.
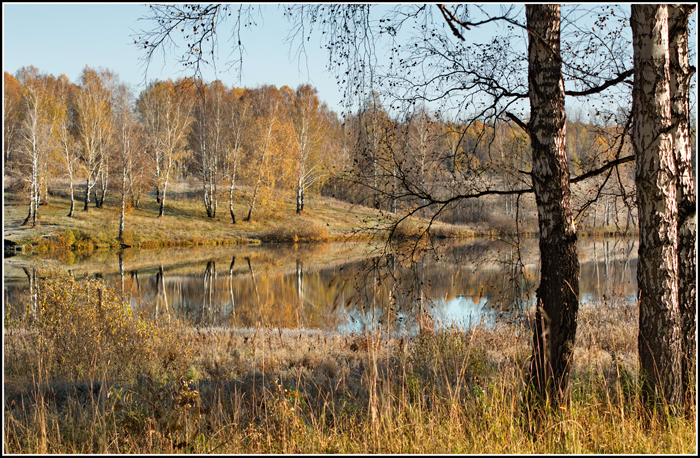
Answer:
[{"left": 3, "top": 274, "right": 696, "bottom": 454}]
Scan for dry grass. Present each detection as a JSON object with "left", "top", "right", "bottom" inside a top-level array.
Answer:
[
  {"left": 3, "top": 270, "right": 695, "bottom": 454},
  {"left": 3, "top": 180, "right": 391, "bottom": 251},
  {"left": 4, "top": 178, "right": 500, "bottom": 255}
]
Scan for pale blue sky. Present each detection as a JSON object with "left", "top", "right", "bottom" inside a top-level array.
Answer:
[
  {"left": 3, "top": 3, "right": 695, "bottom": 121},
  {"left": 3, "top": 3, "right": 345, "bottom": 111}
]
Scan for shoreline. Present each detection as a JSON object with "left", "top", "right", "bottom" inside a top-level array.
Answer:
[{"left": 3, "top": 186, "right": 637, "bottom": 256}]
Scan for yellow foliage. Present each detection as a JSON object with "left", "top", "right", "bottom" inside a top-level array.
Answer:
[{"left": 31, "top": 266, "right": 164, "bottom": 379}]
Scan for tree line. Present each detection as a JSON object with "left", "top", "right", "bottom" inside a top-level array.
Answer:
[
  {"left": 3, "top": 69, "right": 349, "bottom": 231},
  {"left": 5, "top": 65, "right": 640, "bottom": 236}
]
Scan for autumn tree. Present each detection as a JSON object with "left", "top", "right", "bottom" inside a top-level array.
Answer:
[
  {"left": 14, "top": 68, "right": 60, "bottom": 227},
  {"left": 137, "top": 78, "right": 193, "bottom": 217},
  {"left": 491, "top": 120, "right": 531, "bottom": 220},
  {"left": 4, "top": 71, "right": 23, "bottom": 172},
  {"left": 112, "top": 81, "right": 141, "bottom": 243},
  {"left": 93, "top": 70, "right": 121, "bottom": 208},
  {"left": 241, "top": 85, "right": 290, "bottom": 222},
  {"left": 54, "top": 75, "right": 80, "bottom": 217},
  {"left": 74, "top": 66, "right": 114, "bottom": 212},
  {"left": 286, "top": 84, "right": 334, "bottom": 214},
  {"left": 224, "top": 87, "right": 251, "bottom": 224},
  {"left": 190, "top": 80, "right": 228, "bottom": 218},
  {"left": 349, "top": 93, "right": 398, "bottom": 211},
  {"left": 395, "top": 107, "right": 443, "bottom": 218}
]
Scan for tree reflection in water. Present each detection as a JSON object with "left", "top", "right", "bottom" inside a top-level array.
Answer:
[{"left": 3, "top": 239, "right": 638, "bottom": 333}]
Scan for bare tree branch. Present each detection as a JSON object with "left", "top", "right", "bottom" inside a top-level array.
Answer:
[{"left": 565, "top": 69, "right": 633, "bottom": 97}]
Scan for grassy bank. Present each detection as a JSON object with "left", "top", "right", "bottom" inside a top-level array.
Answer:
[
  {"left": 4, "top": 268, "right": 694, "bottom": 454},
  {"left": 3, "top": 180, "right": 487, "bottom": 253}
]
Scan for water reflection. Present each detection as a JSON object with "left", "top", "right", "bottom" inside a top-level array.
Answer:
[{"left": 3, "top": 238, "right": 638, "bottom": 333}]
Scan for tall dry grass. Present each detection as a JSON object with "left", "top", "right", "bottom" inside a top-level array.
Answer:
[{"left": 3, "top": 269, "right": 696, "bottom": 453}]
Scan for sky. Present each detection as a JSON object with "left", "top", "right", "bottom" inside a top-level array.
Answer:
[
  {"left": 3, "top": 3, "right": 346, "bottom": 112},
  {"left": 3, "top": 3, "right": 696, "bottom": 122}
]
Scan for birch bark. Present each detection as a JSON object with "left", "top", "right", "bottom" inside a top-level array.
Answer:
[
  {"left": 526, "top": 4, "right": 580, "bottom": 406},
  {"left": 631, "top": 4, "right": 682, "bottom": 408},
  {"left": 668, "top": 4, "right": 695, "bottom": 406}
]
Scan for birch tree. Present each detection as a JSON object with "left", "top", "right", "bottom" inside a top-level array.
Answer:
[
  {"left": 15, "top": 73, "right": 57, "bottom": 227},
  {"left": 112, "top": 82, "right": 141, "bottom": 243},
  {"left": 74, "top": 66, "right": 113, "bottom": 212},
  {"left": 4, "top": 71, "right": 23, "bottom": 172},
  {"left": 224, "top": 87, "right": 250, "bottom": 224},
  {"left": 632, "top": 4, "right": 697, "bottom": 411},
  {"left": 242, "top": 85, "right": 287, "bottom": 222},
  {"left": 525, "top": 4, "right": 579, "bottom": 407},
  {"left": 631, "top": 4, "right": 682, "bottom": 409},
  {"left": 190, "top": 80, "right": 227, "bottom": 218},
  {"left": 55, "top": 74, "right": 80, "bottom": 217},
  {"left": 668, "top": 4, "right": 696, "bottom": 407},
  {"left": 137, "top": 79, "right": 193, "bottom": 218},
  {"left": 288, "top": 84, "right": 333, "bottom": 214}
]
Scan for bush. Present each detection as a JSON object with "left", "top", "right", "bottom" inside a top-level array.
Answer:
[
  {"left": 262, "top": 221, "right": 330, "bottom": 243},
  {"left": 52, "top": 229, "right": 77, "bottom": 249},
  {"left": 71, "top": 229, "right": 98, "bottom": 250},
  {"left": 29, "top": 266, "right": 167, "bottom": 380}
]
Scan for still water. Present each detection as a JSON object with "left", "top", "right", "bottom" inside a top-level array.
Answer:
[{"left": 3, "top": 238, "right": 638, "bottom": 333}]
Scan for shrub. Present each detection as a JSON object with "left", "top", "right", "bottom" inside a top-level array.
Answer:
[
  {"left": 392, "top": 220, "right": 424, "bottom": 240},
  {"left": 29, "top": 266, "right": 167, "bottom": 380},
  {"left": 53, "top": 229, "right": 77, "bottom": 249},
  {"left": 27, "top": 234, "right": 53, "bottom": 252},
  {"left": 71, "top": 230, "right": 97, "bottom": 250},
  {"left": 262, "top": 221, "right": 330, "bottom": 243}
]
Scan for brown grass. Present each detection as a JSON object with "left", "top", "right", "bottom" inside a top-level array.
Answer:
[
  {"left": 3, "top": 179, "right": 393, "bottom": 251},
  {"left": 3, "top": 269, "right": 695, "bottom": 454},
  {"left": 4, "top": 178, "right": 517, "bottom": 254}
]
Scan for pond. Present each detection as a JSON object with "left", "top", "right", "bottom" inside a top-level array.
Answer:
[{"left": 3, "top": 237, "right": 638, "bottom": 334}]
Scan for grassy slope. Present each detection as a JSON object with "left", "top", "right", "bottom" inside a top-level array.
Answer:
[{"left": 3, "top": 182, "right": 477, "bottom": 252}]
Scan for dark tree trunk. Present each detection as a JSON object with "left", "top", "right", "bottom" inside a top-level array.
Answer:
[
  {"left": 296, "top": 183, "right": 304, "bottom": 214},
  {"left": 229, "top": 178, "right": 237, "bottom": 224},
  {"left": 526, "top": 4, "right": 580, "bottom": 407},
  {"left": 67, "top": 180, "right": 75, "bottom": 217},
  {"left": 83, "top": 178, "right": 91, "bottom": 211},
  {"left": 93, "top": 189, "right": 102, "bottom": 208},
  {"left": 22, "top": 200, "right": 32, "bottom": 226},
  {"left": 96, "top": 188, "right": 106, "bottom": 208},
  {"left": 631, "top": 4, "right": 683, "bottom": 410},
  {"left": 158, "top": 183, "right": 168, "bottom": 218}
]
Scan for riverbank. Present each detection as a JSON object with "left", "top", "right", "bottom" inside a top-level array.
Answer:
[
  {"left": 4, "top": 269, "right": 694, "bottom": 454},
  {"left": 3, "top": 179, "right": 635, "bottom": 255},
  {"left": 3, "top": 183, "right": 488, "bottom": 254}
]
